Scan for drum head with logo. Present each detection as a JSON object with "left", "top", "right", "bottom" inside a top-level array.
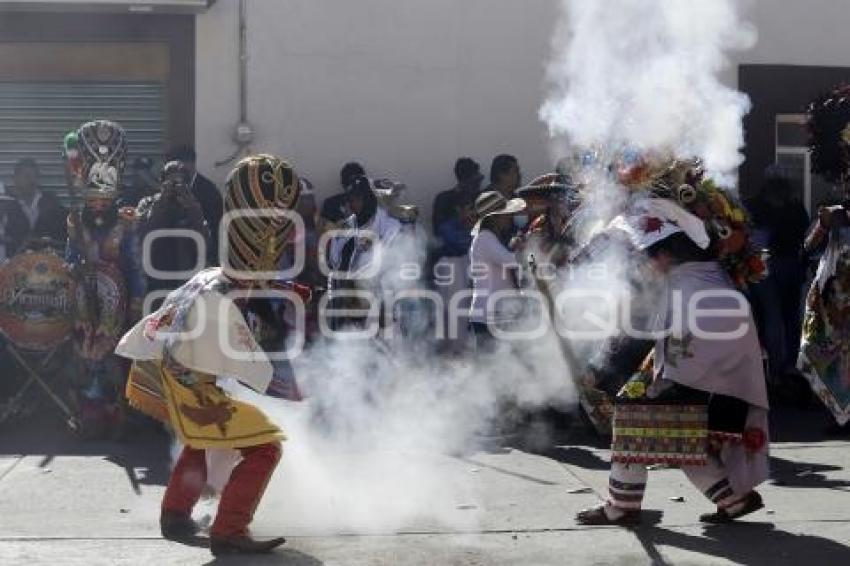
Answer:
[{"left": 0, "top": 251, "right": 76, "bottom": 351}]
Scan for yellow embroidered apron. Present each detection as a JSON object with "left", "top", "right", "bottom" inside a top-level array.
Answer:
[{"left": 126, "top": 360, "right": 285, "bottom": 449}]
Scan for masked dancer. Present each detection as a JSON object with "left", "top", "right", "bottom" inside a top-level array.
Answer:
[
  {"left": 65, "top": 120, "right": 145, "bottom": 436},
  {"left": 116, "top": 154, "right": 301, "bottom": 556},
  {"left": 798, "top": 85, "right": 850, "bottom": 429}
]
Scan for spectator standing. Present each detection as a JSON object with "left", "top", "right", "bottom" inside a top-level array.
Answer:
[
  {"left": 321, "top": 161, "right": 366, "bottom": 226},
  {"left": 485, "top": 154, "right": 522, "bottom": 199},
  {"left": 746, "top": 166, "right": 810, "bottom": 393},
  {"left": 165, "top": 145, "right": 223, "bottom": 264},
  {"left": 431, "top": 158, "right": 483, "bottom": 354},
  {"left": 432, "top": 157, "right": 484, "bottom": 233},
  {"left": 328, "top": 175, "right": 401, "bottom": 277},
  {"left": 468, "top": 190, "right": 527, "bottom": 353},
  {"left": 136, "top": 161, "right": 209, "bottom": 294},
  {"left": 326, "top": 175, "right": 401, "bottom": 329}
]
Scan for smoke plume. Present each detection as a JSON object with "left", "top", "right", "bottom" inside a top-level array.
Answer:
[{"left": 540, "top": 0, "right": 756, "bottom": 182}]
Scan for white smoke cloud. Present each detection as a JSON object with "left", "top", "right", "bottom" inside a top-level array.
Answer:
[
  {"left": 199, "top": 227, "right": 575, "bottom": 535},
  {"left": 540, "top": 0, "right": 756, "bottom": 182}
]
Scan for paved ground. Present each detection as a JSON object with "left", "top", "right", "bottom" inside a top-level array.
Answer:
[{"left": 0, "top": 407, "right": 848, "bottom": 565}]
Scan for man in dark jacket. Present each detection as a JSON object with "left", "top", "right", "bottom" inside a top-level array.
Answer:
[
  {"left": 485, "top": 154, "right": 522, "bottom": 199},
  {"left": 137, "top": 161, "right": 209, "bottom": 294},
  {"left": 165, "top": 146, "right": 223, "bottom": 264},
  {"left": 745, "top": 166, "right": 811, "bottom": 392},
  {"left": 431, "top": 157, "right": 484, "bottom": 234},
  {"left": 1, "top": 157, "right": 67, "bottom": 255},
  {"left": 320, "top": 161, "right": 366, "bottom": 225}
]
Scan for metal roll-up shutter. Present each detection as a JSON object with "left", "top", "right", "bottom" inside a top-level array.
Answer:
[{"left": 0, "top": 81, "right": 165, "bottom": 205}]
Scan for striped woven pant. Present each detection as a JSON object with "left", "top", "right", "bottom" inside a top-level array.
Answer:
[{"left": 608, "top": 456, "right": 740, "bottom": 511}]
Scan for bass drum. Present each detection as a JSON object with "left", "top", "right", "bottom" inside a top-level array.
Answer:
[{"left": 0, "top": 250, "right": 77, "bottom": 351}]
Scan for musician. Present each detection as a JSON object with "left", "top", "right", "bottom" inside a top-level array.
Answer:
[
  {"left": 117, "top": 154, "right": 300, "bottom": 556},
  {"left": 2, "top": 157, "right": 67, "bottom": 256},
  {"left": 64, "top": 120, "right": 145, "bottom": 437}
]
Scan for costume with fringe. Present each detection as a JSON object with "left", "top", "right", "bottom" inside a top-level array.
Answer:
[
  {"left": 117, "top": 154, "right": 300, "bottom": 542},
  {"left": 118, "top": 268, "right": 285, "bottom": 449},
  {"left": 64, "top": 120, "right": 145, "bottom": 433},
  {"left": 592, "top": 158, "right": 769, "bottom": 515},
  {"left": 797, "top": 85, "right": 850, "bottom": 426}
]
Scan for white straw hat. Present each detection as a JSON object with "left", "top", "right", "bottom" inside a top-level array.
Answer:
[{"left": 471, "top": 191, "right": 526, "bottom": 236}]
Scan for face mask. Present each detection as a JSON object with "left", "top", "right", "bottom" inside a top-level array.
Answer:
[{"left": 513, "top": 214, "right": 529, "bottom": 230}]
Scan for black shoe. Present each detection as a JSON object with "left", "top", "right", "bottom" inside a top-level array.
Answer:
[
  {"left": 210, "top": 535, "right": 286, "bottom": 556},
  {"left": 699, "top": 491, "right": 764, "bottom": 524},
  {"left": 160, "top": 511, "right": 200, "bottom": 541},
  {"left": 576, "top": 504, "right": 642, "bottom": 527}
]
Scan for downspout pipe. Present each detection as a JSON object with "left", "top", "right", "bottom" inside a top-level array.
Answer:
[{"left": 215, "top": 0, "right": 254, "bottom": 167}]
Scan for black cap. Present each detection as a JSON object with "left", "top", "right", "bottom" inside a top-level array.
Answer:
[{"left": 344, "top": 175, "right": 372, "bottom": 197}]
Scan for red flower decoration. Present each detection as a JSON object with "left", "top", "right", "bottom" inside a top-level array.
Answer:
[
  {"left": 747, "top": 255, "right": 766, "bottom": 276},
  {"left": 692, "top": 203, "right": 712, "bottom": 219},
  {"left": 719, "top": 230, "right": 747, "bottom": 255},
  {"left": 742, "top": 427, "right": 766, "bottom": 452},
  {"left": 640, "top": 216, "right": 665, "bottom": 234},
  {"left": 618, "top": 162, "right": 650, "bottom": 185}
]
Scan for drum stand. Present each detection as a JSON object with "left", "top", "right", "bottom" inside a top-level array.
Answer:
[{"left": 0, "top": 342, "right": 79, "bottom": 430}]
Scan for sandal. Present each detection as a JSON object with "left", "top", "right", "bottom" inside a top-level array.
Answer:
[
  {"left": 699, "top": 491, "right": 764, "bottom": 524},
  {"left": 576, "top": 504, "right": 642, "bottom": 526}
]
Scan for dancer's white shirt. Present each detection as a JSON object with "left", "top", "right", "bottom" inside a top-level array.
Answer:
[{"left": 469, "top": 229, "right": 521, "bottom": 325}]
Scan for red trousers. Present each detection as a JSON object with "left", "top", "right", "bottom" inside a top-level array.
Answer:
[{"left": 161, "top": 443, "right": 281, "bottom": 538}]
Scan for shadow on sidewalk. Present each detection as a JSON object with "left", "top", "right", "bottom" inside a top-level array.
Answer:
[
  {"left": 0, "top": 414, "right": 171, "bottom": 492},
  {"left": 633, "top": 522, "right": 850, "bottom": 566},
  {"left": 540, "top": 446, "right": 610, "bottom": 470},
  {"left": 769, "top": 455, "right": 850, "bottom": 491},
  {"left": 202, "top": 547, "right": 324, "bottom": 566}
]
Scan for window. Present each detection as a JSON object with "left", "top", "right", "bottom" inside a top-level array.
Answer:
[{"left": 775, "top": 114, "right": 841, "bottom": 217}]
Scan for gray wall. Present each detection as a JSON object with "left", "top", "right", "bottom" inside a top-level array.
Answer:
[
  {"left": 195, "top": 0, "right": 850, "bottom": 220},
  {"left": 195, "top": 0, "right": 561, "bottom": 225},
  {"left": 741, "top": 0, "right": 850, "bottom": 68}
]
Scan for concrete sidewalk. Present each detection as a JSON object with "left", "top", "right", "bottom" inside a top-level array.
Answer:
[{"left": 1, "top": 411, "right": 848, "bottom": 565}]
